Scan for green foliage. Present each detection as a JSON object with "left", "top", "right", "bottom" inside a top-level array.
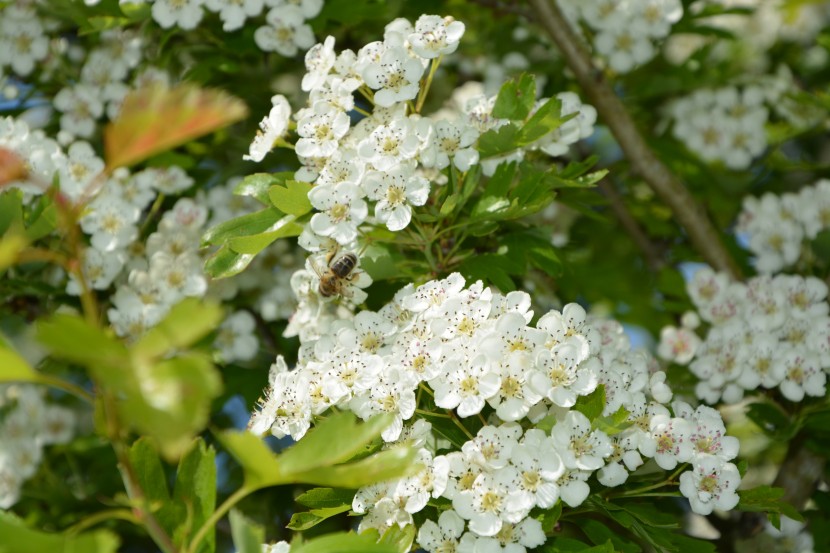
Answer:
[
  {"left": 289, "top": 532, "right": 401, "bottom": 553},
  {"left": 737, "top": 485, "right": 804, "bottom": 529},
  {"left": 0, "top": 511, "right": 119, "bottom": 553},
  {"left": 229, "top": 509, "right": 266, "bottom": 553},
  {"left": 218, "top": 412, "right": 418, "bottom": 492},
  {"left": 573, "top": 385, "right": 606, "bottom": 422},
  {"left": 37, "top": 300, "right": 222, "bottom": 459}
]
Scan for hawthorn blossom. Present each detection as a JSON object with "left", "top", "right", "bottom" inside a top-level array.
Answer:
[{"left": 363, "top": 163, "right": 430, "bottom": 231}]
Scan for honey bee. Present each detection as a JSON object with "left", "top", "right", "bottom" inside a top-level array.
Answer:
[{"left": 314, "top": 250, "right": 359, "bottom": 298}]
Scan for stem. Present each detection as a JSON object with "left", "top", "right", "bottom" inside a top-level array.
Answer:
[
  {"left": 415, "top": 408, "right": 449, "bottom": 418},
  {"left": 611, "top": 464, "right": 686, "bottom": 498},
  {"left": 527, "top": 0, "right": 741, "bottom": 279},
  {"left": 415, "top": 55, "right": 443, "bottom": 114},
  {"left": 186, "top": 487, "right": 251, "bottom": 553},
  {"left": 66, "top": 509, "right": 140, "bottom": 535},
  {"left": 36, "top": 374, "right": 94, "bottom": 403},
  {"left": 353, "top": 106, "right": 372, "bottom": 118},
  {"left": 447, "top": 410, "right": 475, "bottom": 441},
  {"left": 140, "top": 193, "right": 166, "bottom": 237}
]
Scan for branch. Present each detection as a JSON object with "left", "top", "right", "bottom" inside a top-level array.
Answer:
[{"left": 527, "top": 0, "right": 742, "bottom": 279}]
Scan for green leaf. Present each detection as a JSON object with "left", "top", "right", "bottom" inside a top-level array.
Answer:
[
  {"left": 218, "top": 412, "right": 417, "bottom": 491},
  {"left": 0, "top": 340, "right": 39, "bottom": 383},
  {"left": 128, "top": 438, "right": 172, "bottom": 505},
  {"left": 573, "top": 384, "right": 606, "bottom": 421},
  {"left": 286, "top": 445, "right": 418, "bottom": 488},
  {"left": 538, "top": 501, "right": 563, "bottom": 533},
  {"left": 24, "top": 199, "right": 57, "bottom": 241},
  {"left": 581, "top": 519, "right": 640, "bottom": 553},
  {"left": 0, "top": 190, "right": 24, "bottom": 236},
  {"left": 290, "top": 532, "right": 399, "bottom": 553},
  {"left": 227, "top": 215, "right": 303, "bottom": 255},
  {"left": 738, "top": 485, "right": 804, "bottom": 528},
  {"left": 296, "top": 488, "right": 356, "bottom": 509},
  {"left": 173, "top": 439, "right": 217, "bottom": 553},
  {"left": 288, "top": 502, "right": 352, "bottom": 531},
  {"left": 277, "top": 412, "right": 395, "bottom": 474},
  {"left": 269, "top": 180, "right": 313, "bottom": 217},
  {"left": 492, "top": 73, "right": 536, "bottom": 121},
  {"left": 37, "top": 313, "right": 130, "bottom": 372},
  {"left": 360, "top": 243, "right": 403, "bottom": 281},
  {"left": 234, "top": 172, "right": 293, "bottom": 205},
  {"left": 543, "top": 537, "right": 614, "bottom": 552},
  {"left": 131, "top": 298, "right": 223, "bottom": 361},
  {"left": 459, "top": 254, "right": 515, "bottom": 292},
  {"left": 481, "top": 161, "right": 517, "bottom": 199},
  {"left": 745, "top": 401, "right": 795, "bottom": 440},
  {"left": 379, "top": 524, "right": 416, "bottom": 553},
  {"left": 594, "top": 406, "right": 631, "bottom": 435},
  {"left": 517, "top": 97, "right": 566, "bottom": 145},
  {"left": 204, "top": 245, "right": 256, "bottom": 279},
  {"left": 202, "top": 207, "right": 284, "bottom": 246},
  {"left": 477, "top": 123, "right": 520, "bottom": 158},
  {"left": 127, "top": 353, "right": 222, "bottom": 460},
  {"left": 229, "top": 509, "right": 265, "bottom": 553},
  {"left": 0, "top": 511, "right": 119, "bottom": 553}
]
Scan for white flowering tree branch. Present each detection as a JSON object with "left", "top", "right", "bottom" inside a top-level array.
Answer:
[{"left": 528, "top": 0, "right": 742, "bottom": 279}]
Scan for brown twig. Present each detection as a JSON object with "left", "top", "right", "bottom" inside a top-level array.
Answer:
[
  {"left": 527, "top": 0, "right": 741, "bottom": 279},
  {"left": 596, "top": 178, "right": 665, "bottom": 272}
]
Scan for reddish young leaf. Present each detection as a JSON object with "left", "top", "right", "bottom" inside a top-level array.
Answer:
[
  {"left": 0, "top": 148, "right": 27, "bottom": 187},
  {"left": 104, "top": 83, "right": 248, "bottom": 171}
]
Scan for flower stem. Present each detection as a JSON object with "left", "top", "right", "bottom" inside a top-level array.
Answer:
[{"left": 416, "top": 55, "right": 443, "bottom": 114}]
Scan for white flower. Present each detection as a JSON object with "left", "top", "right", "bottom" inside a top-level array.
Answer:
[
  {"left": 357, "top": 117, "right": 421, "bottom": 171},
  {"left": 679, "top": 455, "right": 740, "bottom": 515},
  {"left": 302, "top": 36, "right": 337, "bottom": 92},
  {"left": 244, "top": 95, "right": 292, "bottom": 162},
  {"left": 54, "top": 85, "right": 104, "bottom": 139},
  {"left": 255, "top": 6, "right": 315, "bottom": 56},
  {"left": 80, "top": 193, "right": 140, "bottom": 252},
  {"left": 205, "top": 0, "right": 264, "bottom": 31},
  {"left": 408, "top": 15, "right": 466, "bottom": 59},
  {"left": 363, "top": 163, "right": 430, "bottom": 231},
  {"left": 296, "top": 103, "right": 350, "bottom": 158},
  {"left": 507, "top": 429, "right": 564, "bottom": 509},
  {"left": 308, "top": 183, "right": 368, "bottom": 244},
  {"left": 215, "top": 311, "right": 259, "bottom": 362},
  {"left": 362, "top": 46, "right": 425, "bottom": 108},
  {"left": 432, "top": 352, "right": 500, "bottom": 418},
  {"left": 350, "top": 368, "right": 416, "bottom": 441},
  {"left": 67, "top": 247, "right": 125, "bottom": 294},
  {"left": 152, "top": 0, "right": 205, "bottom": 30},
  {"left": 530, "top": 343, "right": 598, "bottom": 408},
  {"left": 417, "top": 510, "right": 466, "bottom": 553},
  {"left": 461, "top": 423, "right": 522, "bottom": 471},
  {"left": 148, "top": 252, "right": 207, "bottom": 303},
  {"left": 641, "top": 415, "right": 693, "bottom": 470},
  {"left": 0, "top": 11, "right": 49, "bottom": 76},
  {"left": 657, "top": 326, "right": 700, "bottom": 365},
  {"left": 551, "top": 410, "right": 613, "bottom": 471},
  {"left": 419, "top": 119, "right": 480, "bottom": 171},
  {"left": 452, "top": 467, "right": 528, "bottom": 537}
]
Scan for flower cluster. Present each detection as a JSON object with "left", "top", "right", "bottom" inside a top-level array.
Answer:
[
  {"left": 0, "top": 4, "right": 50, "bottom": 78},
  {"left": 250, "top": 273, "right": 742, "bottom": 551},
  {"left": 244, "top": 15, "right": 596, "bottom": 325},
  {"left": 736, "top": 179, "right": 830, "bottom": 273},
  {"left": 0, "top": 385, "right": 76, "bottom": 509},
  {"left": 558, "top": 0, "right": 683, "bottom": 73},
  {"left": 667, "top": 84, "right": 777, "bottom": 170},
  {"left": 660, "top": 268, "right": 830, "bottom": 404},
  {"left": 128, "top": 0, "right": 323, "bottom": 47}
]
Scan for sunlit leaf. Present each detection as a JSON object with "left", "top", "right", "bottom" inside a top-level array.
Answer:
[{"left": 104, "top": 83, "right": 248, "bottom": 170}]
